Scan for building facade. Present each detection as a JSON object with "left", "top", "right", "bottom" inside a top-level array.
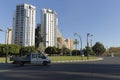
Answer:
[
  {"left": 12, "top": 3, "right": 36, "bottom": 46},
  {"left": 65, "top": 39, "right": 74, "bottom": 50},
  {"left": 57, "top": 37, "right": 64, "bottom": 49},
  {"left": 5, "top": 28, "right": 12, "bottom": 44},
  {"left": 41, "top": 8, "right": 58, "bottom": 48}
]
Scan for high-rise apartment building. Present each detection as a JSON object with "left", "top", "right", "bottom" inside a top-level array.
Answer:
[
  {"left": 41, "top": 8, "right": 58, "bottom": 48},
  {"left": 6, "top": 28, "right": 12, "bottom": 44},
  {"left": 12, "top": 3, "right": 36, "bottom": 46}
]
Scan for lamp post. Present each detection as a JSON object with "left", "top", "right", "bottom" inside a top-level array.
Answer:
[
  {"left": 74, "top": 33, "right": 82, "bottom": 50},
  {"left": 87, "top": 33, "right": 93, "bottom": 47},
  {"left": 0, "top": 28, "right": 12, "bottom": 63},
  {"left": 74, "top": 33, "right": 83, "bottom": 59},
  {"left": 86, "top": 33, "right": 93, "bottom": 59}
]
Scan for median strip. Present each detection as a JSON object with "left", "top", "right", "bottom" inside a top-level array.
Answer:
[
  {"left": 50, "top": 56, "right": 103, "bottom": 63},
  {"left": 0, "top": 56, "right": 103, "bottom": 64}
]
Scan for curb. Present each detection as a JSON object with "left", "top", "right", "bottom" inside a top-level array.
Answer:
[
  {"left": 52, "top": 58, "right": 103, "bottom": 63},
  {"left": 0, "top": 58, "right": 103, "bottom": 64}
]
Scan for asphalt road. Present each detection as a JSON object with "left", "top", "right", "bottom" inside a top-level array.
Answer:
[{"left": 1, "top": 56, "right": 120, "bottom": 80}]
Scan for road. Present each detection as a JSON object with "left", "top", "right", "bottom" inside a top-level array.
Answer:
[{"left": 0, "top": 56, "right": 120, "bottom": 80}]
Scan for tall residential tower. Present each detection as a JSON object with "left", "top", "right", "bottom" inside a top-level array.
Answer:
[
  {"left": 12, "top": 3, "right": 36, "bottom": 46},
  {"left": 41, "top": 8, "right": 58, "bottom": 48}
]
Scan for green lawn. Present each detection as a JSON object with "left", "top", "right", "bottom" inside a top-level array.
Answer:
[
  {"left": 49, "top": 56, "right": 97, "bottom": 61},
  {"left": 0, "top": 57, "right": 5, "bottom": 63},
  {"left": 0, "top": 56, "right": 98, "bottom": 63},
  {"left": 0, "top": 57, "right": 12, "bottom": 63}
]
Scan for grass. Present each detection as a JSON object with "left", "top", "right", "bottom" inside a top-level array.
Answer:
[
  {"left": 0, "top": 56, "right": 98, "bottom": 63},
  {"left": 0, "top": 57, "right": 6, "bottom": 63},
  {"left": 0, "top": 57, "right": 12, "bottom": 63},
  {"left": 49, "top": 56, "right": 97, "bottom": 61}
]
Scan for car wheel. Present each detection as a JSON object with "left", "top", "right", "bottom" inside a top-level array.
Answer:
[{"left": 42, "top": 61, "right": 48, "bottom": 66}]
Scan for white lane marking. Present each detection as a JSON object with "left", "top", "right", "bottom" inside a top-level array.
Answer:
[{"left": 0, "top": 70, "right": 10, "bottom": 72}]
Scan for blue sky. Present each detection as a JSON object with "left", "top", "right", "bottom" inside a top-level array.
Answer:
[{"left": 0, "top": 0, "right": 120, "bottom": 48}]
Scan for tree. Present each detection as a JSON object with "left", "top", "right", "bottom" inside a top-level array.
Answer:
[
  {"left": 0, "top": 44, "right": 20, "bottom": 56},
  {"left": 72, "top": 50, "right": 80, "bottom": 56},
  {"left": 56, "top": 48, "right": 62, "bottom": 55},
  {"left": 45, "top": 46, "right": 57, "bottom": 56},
  {"left": 52, "top": 46, "right": 57, "bottom": 55},
  {"left": 92, "top": 42, "right": 106, "bottom": 56},
  {"left": 8, "top": 44, "right": 20, "bottom": 55},
  {"left": 37, "top": 43, "right": 45, "bottom": 52},
  {"left": 45, "top": 47, "right": 52, "bottom": 55},
  {"left": 108, "top": 47, "right": 120, "bottom": 56},
  {"left": 84, "top": 46, "right": 94, "bottom": 56},
  {"left": 0, "top": 44, "right": 6, "bottom": 56},
  {"left": 20, "top": 46, "right": 36, "bottom": 56},
  {"left": 62, "top": 47, "right": 71, "bottom": 56},
  {"left": 35, "top": 24, "right": 45, "bottom": 52},
  {"left": 45, "top": 46, "right": 71, "bottom": 56}
]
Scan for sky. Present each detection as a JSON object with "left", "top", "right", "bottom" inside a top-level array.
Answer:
[{"left": 0, "top": 0, "right": 120, "bottom": 48}]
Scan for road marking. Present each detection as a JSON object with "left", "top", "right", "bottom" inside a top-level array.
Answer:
[{"left": 0, "top": 70, "right": 10, "bottom": 72}]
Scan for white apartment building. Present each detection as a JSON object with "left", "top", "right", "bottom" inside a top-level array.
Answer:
[
  {"left": 41, "top": 8, "right": 58, "bottom": 47},
  {"left": 6, "top": 28, "right": 12, "bottom": 44},
  {"left": 12, "top": 3, "right": 36, "bottom": 46}
]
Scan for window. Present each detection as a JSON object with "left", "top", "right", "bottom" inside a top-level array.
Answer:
[
  {"left": 38, "top": 54, "right": 46, "bottom": 59},
  {"left": 32, "top": 54, "right": 37, "bottom": 58},
  {"left": 38, "top": 54, "right": 42, "bottom": 58}
]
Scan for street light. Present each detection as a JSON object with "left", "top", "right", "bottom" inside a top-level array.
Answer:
[
  {"left": 0, "top": 28, "right": 12, "bottom": 63},
  {"left": 74, "top": 33, "right": 82, "bottom": 50},
  {"left": 87, "top": 33, "right": 93, "bottom": 47},
  {"left": 86, "top": 33, "right": 93, "bottom": 59},
  {"left": 74, "top": 33, "right": 83, "bottom": 59}
]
